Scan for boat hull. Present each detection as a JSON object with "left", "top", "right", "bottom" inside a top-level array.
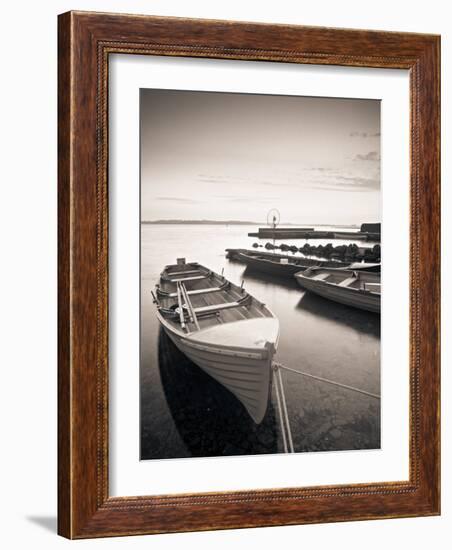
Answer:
[
  {"left": 227, "top": 248, "right": 348, "bottom": 267},
  {"left": 237, "top": 253, "right": 304, "bottom": 277},
  {"left": 295, "top": 272, "right": 380, "bottom": 313},
  {"left": 236, "top": 251, "right": 351, "bottom": 278},
  {"left": 160, "top": 319, "right": 275, "bottom": 424}
]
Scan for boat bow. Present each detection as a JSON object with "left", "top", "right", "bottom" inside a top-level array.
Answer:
[{"left": 185, "top": 317, "right": 279, "bottom": 356}]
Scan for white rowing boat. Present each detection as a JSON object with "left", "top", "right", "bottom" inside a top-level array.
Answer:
[
  {"left": 154, "top": 259, "right": 279, "bottom": 424},
  {"left": 294, "top": 267, "right": 381, "bottom": 313}
]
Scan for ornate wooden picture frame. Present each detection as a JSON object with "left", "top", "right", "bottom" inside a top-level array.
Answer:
[{"left": 58, "top": 11, "right": 440, "bottom": 538}]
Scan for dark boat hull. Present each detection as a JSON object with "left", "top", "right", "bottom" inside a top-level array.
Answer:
[
  {"left": 235, "top": 251, "right": 350, "bottom": 278},
  {"left": 237, "top": 253, "right": 305, "bottom": 276}
]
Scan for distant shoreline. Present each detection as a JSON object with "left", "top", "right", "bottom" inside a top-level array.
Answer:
[
  {"left": 142, "top": 220, "right": 361, "bottom": 228},
  {"left": 142, "top": 220, "right": 257, "bottom": 225}
]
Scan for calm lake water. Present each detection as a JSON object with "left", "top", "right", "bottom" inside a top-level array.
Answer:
[{"left": 140, "top": 224, "right": 380, "bottom": 460}]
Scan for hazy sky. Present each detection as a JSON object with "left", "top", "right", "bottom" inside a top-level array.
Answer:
[{"left": 141, "top": 89, "right": 380, "bottom": 225}]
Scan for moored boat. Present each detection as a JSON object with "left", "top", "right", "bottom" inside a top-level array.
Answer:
[
  {"left": 153, "top": 259, "right": 279, "bottom": 424},
  {"left": 333, "top": 231, "right": 365, "bottom": 240},
  {"left": 294, "top": 267, "right": 381, "bottom": 313},
  {"left": 347, "top": 262, "right": 381, "bottom": 273},
  {"left": 236, "top": 251, "right": 348, "bottom": 277},
  {"left": 234, "top": 251, "right": 379, "bottom": 278}
]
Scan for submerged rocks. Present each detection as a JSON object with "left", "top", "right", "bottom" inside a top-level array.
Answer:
[{"left": 261, "top": 241, "right": 381, "bottom": 262}]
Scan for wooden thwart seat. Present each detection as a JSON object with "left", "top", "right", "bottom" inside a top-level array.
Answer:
[
  {"left": 168, "top": 269, "right": 201, "bottom": 277},
  {"left": 362, "top": 282, "right": 381, "bottom": 292},
  {"left": 194, "top": 302, "right": 243, "bottom": 315},
  {"left": 193, "top": 296, "right": 250, "bottom": 316},
  {"left": 311, "top": 272, "right": 330, "bottom": 281},
  {"left": 167, "top": 274, "right": 208, "bottom": 283},
  {"left": 165, "top": 285, "right": 226, "bottom": 298},
  {"left": 337, "top": 276, "right": 357, "bottom": 287}
]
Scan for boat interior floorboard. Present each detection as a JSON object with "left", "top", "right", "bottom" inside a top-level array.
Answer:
[{"left": 159, "top": 264, "right": 271, "bottom": 332}]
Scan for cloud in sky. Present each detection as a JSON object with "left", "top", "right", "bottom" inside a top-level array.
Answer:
[
  {"left": 302, "top": 171, "right": 379, "bottom": 193},
  {"left": 155, "top": 196, "right": 202, "bottom": 204},
  {"left": 215, "top": 195, "right": 275, "bottom": 203},
  {"left": 197, "top": 174, "right": 297, "bottom": 188},
  {"left": 354, "top": 151, "right": 380, "bottom": 161},
  {"left": 336, "top": 175, "right": 380, "bottom": 190},
  {"left": 350, "top": 131, "right": 381, "bottom": 137},
  {"left": 350, "top": 131, "right": 368, "bottom": 137}
]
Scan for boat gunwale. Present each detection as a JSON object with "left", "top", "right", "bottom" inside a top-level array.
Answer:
[
  {"left": 294, "top": 269, "right": 381, "bottom": 297},
  {"left": 237, "top": 251, "right": 345, "bottom": 269},
  {"left": 238, "top": 252, "right": 304, "bottom": 267},
  {"left": 156, "top": 310, "right": 279, "bottom": 360}
]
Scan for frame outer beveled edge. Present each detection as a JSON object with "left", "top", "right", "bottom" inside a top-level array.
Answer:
[{"left": 57, "top": 10, "right": 73, "bottom": 539}]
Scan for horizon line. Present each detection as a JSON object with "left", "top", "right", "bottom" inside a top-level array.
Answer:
[{"left": 141, "top": 219, "right": 366, "bottom": 226}]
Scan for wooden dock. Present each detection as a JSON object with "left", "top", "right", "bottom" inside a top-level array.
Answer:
[
  {"left": 248, "top": 227, "right": 315, "bottom": 239},
  {"left": 226, "top": 243, "right": 380, "bottom": 263},
  {"left": 248, "top": 226, "right": 380, "bottom": 242}
]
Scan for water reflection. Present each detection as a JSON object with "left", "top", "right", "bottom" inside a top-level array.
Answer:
[
  {"left": 157, "top": 328, "right": 279, "bottom": 457},
  {"left": 242, "top": 265, "right": 299, "bottom": 290},
  {"left": 296, "top": 293, "right": 380, "bottom": 338}
]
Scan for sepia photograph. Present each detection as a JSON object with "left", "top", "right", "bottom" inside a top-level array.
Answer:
[{"left": 140, "top": 89, "right": 381, "bottom": 460}]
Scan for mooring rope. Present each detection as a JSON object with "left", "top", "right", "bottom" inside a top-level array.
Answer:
[
  {"left": 271, "top": 361, "right": 380, "bottom": 454},
  {"left": 273, "top": 371, "right": 289, "bottom": 453},
  {"left": 273, "top": 362, "right": 380, "bottom": 400},
  {"left": 276, "top": 367, "right": 295, "bottom": 452}
]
